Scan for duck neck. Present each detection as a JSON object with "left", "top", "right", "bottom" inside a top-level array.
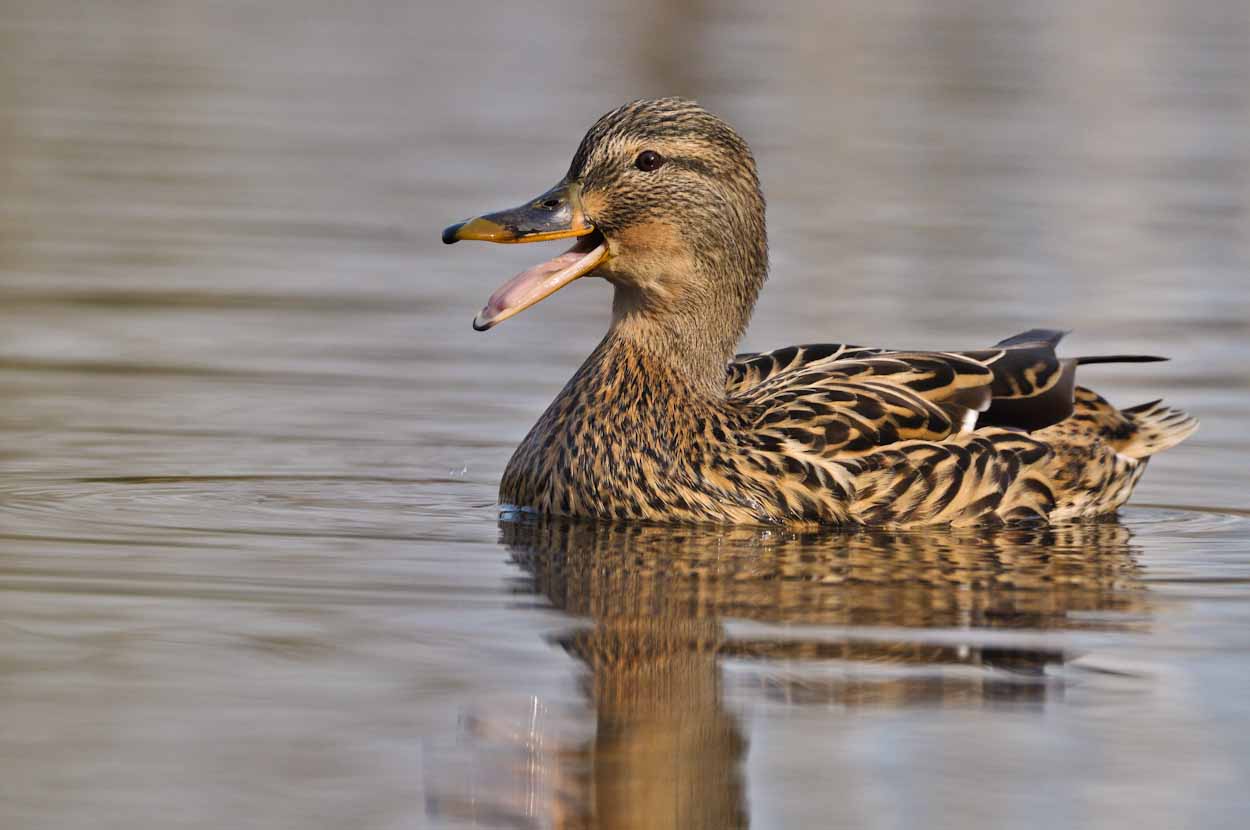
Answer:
[{"left": 607, "top": 282, "right": 752, "bottom": 400}]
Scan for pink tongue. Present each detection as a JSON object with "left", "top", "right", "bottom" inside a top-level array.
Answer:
[{"left": 481, "top": 250, "right": 587, "bottom": 319}]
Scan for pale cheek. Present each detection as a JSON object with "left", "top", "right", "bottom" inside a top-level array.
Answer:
[
  {"left": 579, "top": 189, "right": 609, "bottom": 222},
  {"left": 607, "top": 227, "right": 694, "bottom": 292}
]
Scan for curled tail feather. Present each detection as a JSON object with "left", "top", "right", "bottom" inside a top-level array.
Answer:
[
  {"left": 1042, "top": 387, "right": 1197, "bottom": 460},
  {"left": 1117, "top": 400, "right": 1199, "bottom": 459}
]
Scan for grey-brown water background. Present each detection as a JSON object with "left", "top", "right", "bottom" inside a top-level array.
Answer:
[{"left": 2, "top": 1, "right": 1249, "bottom": 828}]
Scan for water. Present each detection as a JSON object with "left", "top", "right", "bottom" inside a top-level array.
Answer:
[{"left": 1, "top": 1, "right": 1248, "bottom": 828}]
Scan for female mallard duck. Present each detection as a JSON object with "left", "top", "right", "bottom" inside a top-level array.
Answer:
[{"left": 443, "top": 97, "right": 1196, "bottom": 527}]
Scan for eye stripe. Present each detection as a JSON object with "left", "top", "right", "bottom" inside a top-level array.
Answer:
[{"left": 667, "top": 157, "right": 714, "bottom": 176}]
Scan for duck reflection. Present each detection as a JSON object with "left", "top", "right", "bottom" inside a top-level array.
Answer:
[{"left": 433, "top": 517, "right": 1145, "bottom": 828}]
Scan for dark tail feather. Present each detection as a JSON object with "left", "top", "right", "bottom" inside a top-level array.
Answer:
[
  {"left": 1076, "top": 354, "right": 1169, "bottom": 365},
  {"left": 996, "top": 329, "right": 1169, "bottom": 365},
  {"left": 995, "top": 329, "right": 1069, "bottom": 348}
]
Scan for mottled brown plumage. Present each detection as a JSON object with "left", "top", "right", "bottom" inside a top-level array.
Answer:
[{"left": 445, "top": 98, "right": 1197, "bottom": 527}]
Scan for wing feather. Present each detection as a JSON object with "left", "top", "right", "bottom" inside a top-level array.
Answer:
[
  {"left": 733, "top": 350, "right": 996, "bottom": 459},
  {"left": 726, "top": 330, "right": 1097, "bottom": 441}
]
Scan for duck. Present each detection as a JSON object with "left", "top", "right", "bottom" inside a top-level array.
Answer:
[{"left": 442, "top": 97, "right": 1197, "bottom": 527}]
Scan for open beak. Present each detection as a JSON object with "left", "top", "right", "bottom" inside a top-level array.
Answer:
[{"left": 442, "top": 180, "right": 608, "bottom": 331}]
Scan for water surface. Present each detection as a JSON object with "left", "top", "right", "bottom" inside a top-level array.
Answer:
[{"left": 1, "top": 2, "right": 1249, "bottom": 828}]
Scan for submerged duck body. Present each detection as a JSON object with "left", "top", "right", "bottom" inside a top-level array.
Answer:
[{"left": 445, "top": 98, "right": 1196, "bottom": 527}]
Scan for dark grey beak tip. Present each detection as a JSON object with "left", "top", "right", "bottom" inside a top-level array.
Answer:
[
  {"left": 472, "top": 316, "right": 493, "bottom": 332},
  {"left": 441, "top": 223, "right": 464, "bottom": 244}
]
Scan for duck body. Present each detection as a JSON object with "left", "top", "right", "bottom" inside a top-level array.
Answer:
[
  {"left": 501, "top": 328, "right": 1195, "bottom": 527},
  {"left": 445, "top": 98, "right": 1196, "bottom": 527}
]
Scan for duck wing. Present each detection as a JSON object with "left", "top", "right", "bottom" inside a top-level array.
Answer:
[
  {"left": 732, "top": 350, "right": 994, "bottom": 457},
  {"left": 728, "top": 329, "right": 1167, "bottom": 439}
]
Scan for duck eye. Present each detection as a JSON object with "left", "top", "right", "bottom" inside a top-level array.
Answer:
[{"left": 634, "top": 150, "right": 665, "bottom": 172}]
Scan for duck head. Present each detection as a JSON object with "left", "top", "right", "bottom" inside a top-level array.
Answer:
[{"left": 443, "top": 97, "right": 768, "bottom": 367}]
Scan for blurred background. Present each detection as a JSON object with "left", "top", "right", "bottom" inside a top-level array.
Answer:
[{"left": 1, "top": 1, "right": 1247, "bottom": 828}]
